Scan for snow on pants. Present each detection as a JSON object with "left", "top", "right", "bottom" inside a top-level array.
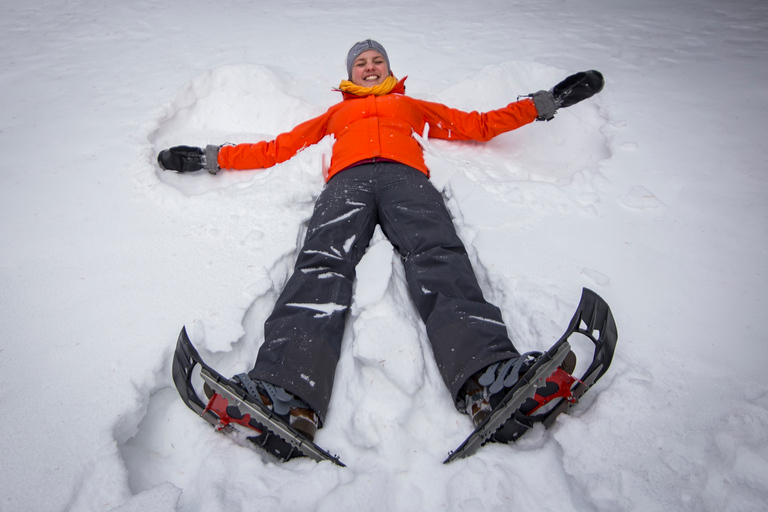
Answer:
[{"left": 249, "top": 162, "right": 520, "bottom": 422}]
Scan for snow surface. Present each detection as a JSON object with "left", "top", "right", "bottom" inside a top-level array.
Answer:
[{"left": 2, "top": 0, "right": 767, "bottom": 511}]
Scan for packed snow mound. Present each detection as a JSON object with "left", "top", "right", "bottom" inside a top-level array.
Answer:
[
  {"left": 149, "top": 64, "right": 331, "bottom": 196},
  {"left": 150, "top": 64, "right": 324, "bottom": 149},
  {"left": 424, "top": 60, "right": 609, "bottom": 189}
]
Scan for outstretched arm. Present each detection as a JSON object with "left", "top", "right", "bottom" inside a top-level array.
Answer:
[
  {"left": 157, "top": 108, "right": 333, "bottom": 173},
  {"left": 216, "top": 111, "right": 331, "bottom": 170},
  {"left": 419, "top": 69, "right": 605, "bottom": 142},
  {"left": 413, "top": 96, "right": 539, "bottom": 142}
]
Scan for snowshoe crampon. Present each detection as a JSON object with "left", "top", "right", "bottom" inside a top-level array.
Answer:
[
  {"left": 172, "top": 328, "right": 345, "bottom": 466},
  {"left": 444, "top": 288, "right": 618, "bottom": 463}
]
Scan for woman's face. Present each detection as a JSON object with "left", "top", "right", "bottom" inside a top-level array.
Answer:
[{"left": 350, "top": 50, "right": 389, "bottom": 87}]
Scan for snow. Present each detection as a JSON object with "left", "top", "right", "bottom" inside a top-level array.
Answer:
[
  {"left": 286, "top": 302, "right": 348, "bottom": 318},
  {"left": 1, "top": 0, "right": 767, "bottom": 510}
]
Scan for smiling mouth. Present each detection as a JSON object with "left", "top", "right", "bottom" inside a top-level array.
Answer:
[{"left": 364, "top": 75, "right": 380, "bottom": 81}]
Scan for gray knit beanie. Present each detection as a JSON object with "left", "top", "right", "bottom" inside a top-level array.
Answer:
[{"left": 346, "top": 39, "right": 390, "bottom": 79}]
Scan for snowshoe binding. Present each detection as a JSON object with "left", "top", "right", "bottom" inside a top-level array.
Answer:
[{"left": 445, "top": 288, "right": 618, "bottom": 463}]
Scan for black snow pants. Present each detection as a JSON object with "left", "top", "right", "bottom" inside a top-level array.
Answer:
[{"left": 249, "top": 162, "right": 520, "bottom": 422}]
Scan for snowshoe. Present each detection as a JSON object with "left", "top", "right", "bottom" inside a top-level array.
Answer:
[
  {"left": 444, "top": 288, "right": 618, "bottom": 463},
  {"left": 172, "top": 327, "right": 345, "bottom": 466}
]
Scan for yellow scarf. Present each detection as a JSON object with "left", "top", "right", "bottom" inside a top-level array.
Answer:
[{"left": 338, "top": 75, "right": 399, "bottom": 97}]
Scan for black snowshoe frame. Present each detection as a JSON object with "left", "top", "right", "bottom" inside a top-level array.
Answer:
[
  {"left": 444, "top": 288, "right": 618, "bottom": 463},
  {"left": 172, "top": 328, "right": 345, "bottom": 466}
]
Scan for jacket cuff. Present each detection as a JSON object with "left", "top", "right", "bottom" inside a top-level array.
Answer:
[
  {"left": 531, "top": 90, "right": 557, "bottom": 121},
  {"left": 205, "top": 145, "right": 220, "bottom": 174}
]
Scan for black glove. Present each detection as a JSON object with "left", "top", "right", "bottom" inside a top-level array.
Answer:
[
  {"left": 552, "top": 70, "right": 604, "bottom": 108},
  {"left": 530, "top": 70, "right": 605, "bottom": 121},
  {"left": 157, "top": 145, "right": 220, "bottom": 174}
]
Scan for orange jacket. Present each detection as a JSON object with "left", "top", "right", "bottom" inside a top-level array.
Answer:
[{"left": 217, "top": 78, "right": 538, "bottom": 181}]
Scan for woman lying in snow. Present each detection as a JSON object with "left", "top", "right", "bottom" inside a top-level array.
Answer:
[{"left": 159, "top": 39, "right": 603, "bottom": 443}]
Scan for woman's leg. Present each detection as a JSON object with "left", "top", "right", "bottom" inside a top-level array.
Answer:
[
  {"left": 249, "top": 165, "right": 379, "bottom": 422},
  {"left": 374, "top": 163, "right": 520, "bottom": 403}
]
